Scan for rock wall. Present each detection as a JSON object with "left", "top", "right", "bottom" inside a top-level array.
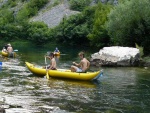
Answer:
[{"left": 30, "top": 0, "right": 79, "bottom": 28}]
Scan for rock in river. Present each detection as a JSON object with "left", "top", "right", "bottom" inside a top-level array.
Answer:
[{"left": 90, "top": 46, "right": 140, "bottom": 67}]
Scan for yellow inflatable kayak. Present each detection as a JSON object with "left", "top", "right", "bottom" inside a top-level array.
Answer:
[
  {"left": 25, "top": 62, "right": 103, "bottom": 81},
  {"left": 1, "top": 51, "right": 16, "bottom": 57},
  {"left": 1, "top": 51, "right": 8, "bottom": 57},
  {"left": 54, "top": 52, "right": 60, "bottom": 56}
]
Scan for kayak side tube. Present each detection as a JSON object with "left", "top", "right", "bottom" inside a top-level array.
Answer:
[{"left": 92, "top": 69, "right": 103, "bottom": 81}]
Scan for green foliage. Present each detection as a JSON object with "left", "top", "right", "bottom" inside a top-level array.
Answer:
[
  {"left": 27, "top": 0, "right": 48, "bottom": 10},
  {"left": 0, "top": 0, "right": 49, "bottom": 45},
  {"left": 0, "top": 23, "right": 23, "bottom": 41},
  {"left": 16, "top": 7, "right": 30, "bottom": 23},
  {"left": 17, "top": 0, "right": 48, "bottom": 18},
  {"left": 0, "top": 8, "right": 14, "bottom": 24},
  {"left": 52, "top": 3, "right": 113, "bottom": 47},
  {"left": 6, "top": 0, "right": 17, "bottom": 7},
  {"left": 88, "top": 3, "right": 112, "bottom": 48},
  {"left": 142, "top": 36, "right": 150, "bottom": 55},
  {"left": 21, "top": 0, "right": 27, "bottom": 2},
  {"left": 0, "top": 9, "right": 17, "bottom": 40},
  {"left": 135, "top": 43, "right": 143, "bottom": 58},
  {"left": 42, "top": 0, "right": 62, "bottom": 12},
  {"left": 27, "top": 22, "right": 51, "bottom": 45},
  {"left": 53, "top": 0, "right": 61, "bottom": 7},
  {"left": 53, "top": 6, "right": 96, "bottom": 45},
  {"left": 1, "top": 0, "right": 17, "bottom": 8},
  {"left": 14, "top": 0, "right": 49, "bottom": 24},
  {"left": 69, "top": 0, "right": 91, "bottom": 11},
  {"left": 107, "top": 0, "right": 150, "bottom": 55},
  {"left": 143, "top": 56, "right": 150, "bottom": 62}
]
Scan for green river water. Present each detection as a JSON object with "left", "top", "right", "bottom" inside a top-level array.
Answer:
[{"left": 0, "top": 43, "right": 150, "bottom": 113}]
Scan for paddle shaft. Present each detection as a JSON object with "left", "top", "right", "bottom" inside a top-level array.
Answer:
[{"left": 45, "top": 57, "right": 49, "bottom": 79}]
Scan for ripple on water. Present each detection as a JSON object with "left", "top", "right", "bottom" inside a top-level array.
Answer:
[
  {"left": 1, "top": 59, "right": 31, "bottom": 76},
  {"left": 5, "top": 108, "right": 33, "bottom": 113},
  {"left": 1, "top": 57, "right": 150, "bottom": 113},
  {"left": 2, "top": 63, "right": 26, "bottom": 71}
]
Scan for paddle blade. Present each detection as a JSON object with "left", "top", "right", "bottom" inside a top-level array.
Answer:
[{"left": 14, "top": 49, "right": 18, "bottom": 52}]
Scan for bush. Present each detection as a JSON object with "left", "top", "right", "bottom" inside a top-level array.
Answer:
[
  {"left": 107, "top": 0, "right": 150, "bottom": 55},
  {"left": 7, "top": 0, "right": 17, "bottom": 7},
  {"left": 0, "top": 23, "right": 23, "bottom": 41},
  {"left": 0, "top": 8, "right": 14, "bottom": 24},
  {"left": 27, "top": 22, "right": 51, "bottom": 45},
  {"left": 69, "top": 0, "right": 91, "bottom": 11},
  {"left": 17, "top": 0, "right": 48, "bottom": 18},
  {"left": 16, "top": 7, "right": 30, "bottom": 23},
  {"left": 88, "top": 3, "right": 112, "bottom": 48}
]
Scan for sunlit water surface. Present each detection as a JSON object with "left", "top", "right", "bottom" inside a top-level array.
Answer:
[{"left": 0, "top": 44, "right": 150, "bottom": 113}]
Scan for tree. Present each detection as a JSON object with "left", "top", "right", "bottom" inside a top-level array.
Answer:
[
  {"left": 27, "top": 22, "right": 51, "bottom": 45},
  {"left": 0, "top": 9, "right": 16, "bottom": 40},
  {"left": 88, "top": 3, "right": 112, "bottom": 48},
  {"left": 69, "top": 0, "right": 91, "bottom": 11},
  {"left": 16, "top": 7, "right": 30, "bottom": 24},
  {"left": 107, "top": 0, "right": 150, "bottom": 55}
]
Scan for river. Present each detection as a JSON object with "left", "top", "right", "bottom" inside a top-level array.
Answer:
[{"left": 0, "top": 43, "right": 150, "bottom": 113}]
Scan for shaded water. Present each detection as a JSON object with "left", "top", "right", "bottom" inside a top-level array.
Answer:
[{"left": 0, "top": 44, "right": 150, "bottom": 113}]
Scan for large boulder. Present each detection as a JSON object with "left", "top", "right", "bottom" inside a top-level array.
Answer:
[{"left": 90, "top": 46, "right": 140, "bottom": 67}]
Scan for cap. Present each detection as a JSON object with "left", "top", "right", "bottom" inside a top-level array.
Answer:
[{"left": 7, "top": 43, "right": 11, "bottom": 46}]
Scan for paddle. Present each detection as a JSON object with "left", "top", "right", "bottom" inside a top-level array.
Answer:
[
  {"left": 13, "top": 49, "right": 18, "bottom": 52},
  {"left": 60, "top": 54, "right": 67, "bottom": 55},
  {"left": 45, "top": 56, "right": 50, "bottom": 79}
]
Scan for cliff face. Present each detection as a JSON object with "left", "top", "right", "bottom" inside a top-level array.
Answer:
[
  {"left": 30, "top": 0, "right": 79, "bottom": 28},
  {"left": 31, "top": 0, "right": 79, "bottom": 28}
]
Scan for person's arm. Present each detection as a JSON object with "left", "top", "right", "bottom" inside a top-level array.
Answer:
[
  {"left": 87, "top": 60, "right": 90, "bottom": 69},
  {"left": 7, "top": 47, "right": 9, "bottom": 51},
  {"left": 45, "top": 56, "right": 50, "bottom": 59},
  {"left": 73, "top": 61, "right": 82, "bottom": 67}
]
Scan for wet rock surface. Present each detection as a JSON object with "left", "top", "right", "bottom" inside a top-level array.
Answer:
[{"left": 0, "top": 108, "right": 5, "bottom": 113}]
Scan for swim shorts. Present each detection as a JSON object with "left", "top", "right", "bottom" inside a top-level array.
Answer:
[{"left": 76, "top": 68, "right": 83, "bottom": 72}]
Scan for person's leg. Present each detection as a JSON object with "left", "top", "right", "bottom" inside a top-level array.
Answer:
[
  {"left": 51, "top": 67, "right": 57, "bottom": 70},
  {"left": 76, "top": 68, "right": 82, "bottom": 72},
  {"left": 71, "top": 65, "right": 77, "bottom": 72}
]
